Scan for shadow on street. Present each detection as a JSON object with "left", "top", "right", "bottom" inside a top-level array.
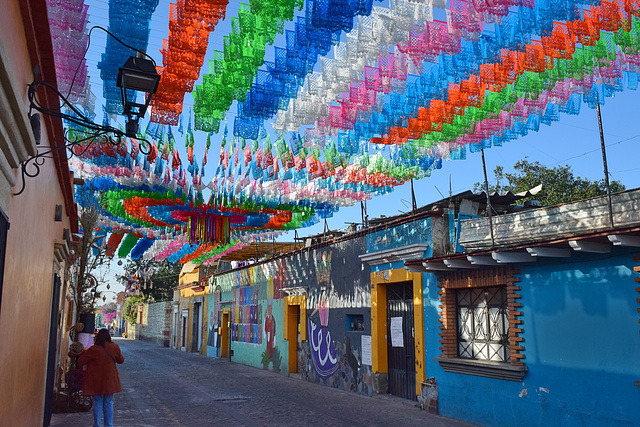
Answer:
[{"left": 51, "top": 338, "right": 477, "bottom": 426}]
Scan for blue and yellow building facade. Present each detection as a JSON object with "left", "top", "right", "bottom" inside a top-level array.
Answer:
[{"left": 196, "top": 189, "right": 640, "bottom": 426}]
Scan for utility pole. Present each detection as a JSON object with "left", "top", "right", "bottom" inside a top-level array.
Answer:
[
  {"left": 596, "top": 103, "right": 614, "bottom": 228},
  {"left": 361, "top": 200, "right": 369, "bottom": 228},
  {"left": 481, "top": 148, "right": 495, "bottom": 249},
  {"left": 410, "top": 179, "right": 417, "bottom": 213}
]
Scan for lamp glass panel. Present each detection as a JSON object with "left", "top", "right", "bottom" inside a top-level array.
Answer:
[{"left": 121, "top": 71, "right": 158, "bottom": 93}]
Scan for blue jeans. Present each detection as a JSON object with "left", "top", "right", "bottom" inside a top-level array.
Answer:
[{"left": 91, "top": 394, "right": 114, "bottom": 427}]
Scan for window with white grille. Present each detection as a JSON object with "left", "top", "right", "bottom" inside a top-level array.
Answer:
[{"left": 457, "top": 287, "right": 510, "bottom": 362}]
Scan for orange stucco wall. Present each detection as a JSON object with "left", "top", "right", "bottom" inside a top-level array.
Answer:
[
  {"left": 0, "top": 110, "right": 71, "bottom": 424},
  {"left": 0, "top": 0, "right": 34, "bottom": 211},
  {"left": 0, "top": 2, "right": 74, "bottom": 425},
  {"left": 1, "top": 1, "right": 31, "bottom": 105}
]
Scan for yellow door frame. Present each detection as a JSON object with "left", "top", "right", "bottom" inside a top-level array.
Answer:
[
  {"left": 370, "top": 268, "right": 425, "bottom": 398},
  {"left": 283, "top": 295, "right": 307, "bottom": 374}
]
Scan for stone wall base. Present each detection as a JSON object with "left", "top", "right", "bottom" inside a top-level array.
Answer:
[
  {"left": 373, "top": 373, "right": 388, "bottom": 395},
  {"left": 418, "top": 378, "right": 439, "bottom": 414}
]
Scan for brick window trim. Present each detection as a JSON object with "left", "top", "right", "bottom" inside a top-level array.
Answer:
[{"left": 437, "top": 268, "right": 527, "bottom": 382}]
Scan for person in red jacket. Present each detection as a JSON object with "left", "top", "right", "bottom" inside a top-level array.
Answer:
[{"left": 78, "top": 328, "right": 125, "bottom": 427}]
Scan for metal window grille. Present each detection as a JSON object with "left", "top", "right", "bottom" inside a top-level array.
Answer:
[{"left": 456, "top": 286, "right": 510, "bottom": 362}]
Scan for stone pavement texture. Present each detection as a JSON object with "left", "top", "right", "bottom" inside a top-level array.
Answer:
[{"left": 51, "top": 338, "right": 476, "bottom": 427}]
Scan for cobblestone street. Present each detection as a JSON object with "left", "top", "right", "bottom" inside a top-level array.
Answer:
[{"left": 51, "top": 338, "right": 475, "bottom": 427}]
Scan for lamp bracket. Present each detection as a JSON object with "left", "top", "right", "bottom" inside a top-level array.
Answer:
[{"left": 13, "top": 80, "right": 153, "bottom": 196}]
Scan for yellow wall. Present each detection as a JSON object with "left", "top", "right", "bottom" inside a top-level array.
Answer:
[
  {"left": 370, "top": 268, "right": 425, "bottom": 398},
  {"left": 179, "top": 268, "right": 202, "bottom": 287},
  {"left": 176, "top": 279, "right": 208, "bottom": 353},
  {"left": 176, "top": 291, "right": 192, "bottom": 350}
]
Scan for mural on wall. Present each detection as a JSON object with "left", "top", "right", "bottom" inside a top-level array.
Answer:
[
  {"left": 261, "top": 276, "right": 282, "bottom": 372},
  {"left": 284, "top": 238, "right": 371, "bottom": 311},
  {"left": 308, "top": 250, "right": 339, "bottom": 379},
  {"left": 213, "top": 236, "right": 372, "bottom": 394},
  {"left": 300, "top": 237, "right": 373, "bottom": 395},
  {"left": 232, "top": 266, "right": 263, "bottom": 345},
  {"left": 300, "top": 325, "right": 374, "bottom": 395}
]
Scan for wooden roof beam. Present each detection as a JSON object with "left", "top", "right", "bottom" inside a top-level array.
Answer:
[
  {"left": 568, "top": 240, "right": 611, "bottom": 253},
  {"left": 492, "top": 252, "right": 536, "bottom": 263},
  {"left": 607, "top": 234, "right": 640, "bottom": 247},
  {"left": 526, "top": 247, "right": 571, "bottom": 257}
]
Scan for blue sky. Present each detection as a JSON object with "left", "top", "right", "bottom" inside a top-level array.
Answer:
[{"left": 82, "top": 0, "right": 640, "bottom": 295}]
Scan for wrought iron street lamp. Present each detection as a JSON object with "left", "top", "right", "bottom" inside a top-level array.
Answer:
[
  {"left": 117, "top": 53, "right": 160, "bottom": 137},
  {"left": 16, "top": 30, "right": 158, "bottom": 195}
]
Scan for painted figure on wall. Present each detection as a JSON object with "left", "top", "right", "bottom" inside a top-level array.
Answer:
[
  {"left": 315, "top": 251, "right": 333, "bottom": 325},
  {"left": 273, "top": 258, "right": 286, "bottom": 299},
  {"left": 308, "top": 249, "right": 338, "bottom": 379},
  {"left": 316, "top": 250, "right": 331, "bottom": 286},
  {"left": 265, "top": 298, "right": 276, "bottom": 358},
  {"left": 261, "top": 277, "right": 282, "bottom": 371}
]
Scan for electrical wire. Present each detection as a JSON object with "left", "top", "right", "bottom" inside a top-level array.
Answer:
[
  {"left": 549, "top": 134, "right": 640, "bottom": 166},
  {"left": 29, "top": 79, "right": 153, "bottom": 152},
  {"left": 14, "top": 76, "right": 161, "bottom": 196},
  {"left": 67, "top": 25, "right": 158, "bottom": 101}
]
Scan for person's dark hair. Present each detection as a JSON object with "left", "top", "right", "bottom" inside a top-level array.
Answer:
[{"left": 95, "top": 328, "right": 112, "bottom": 347}]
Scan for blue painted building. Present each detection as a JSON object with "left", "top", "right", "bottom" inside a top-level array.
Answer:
[{"left": 406, "top": 189, "right": 640, "bottom": 425}]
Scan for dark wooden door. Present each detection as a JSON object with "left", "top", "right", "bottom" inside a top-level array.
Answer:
[
  {"left": 0, "top": 209, "right": 8, "bottom": 318},
  {"left": 43, "top": 274, "right": 61, "bottom": 426},
  {"left": 386, "top": 281, "right": 416, "bottom": 400},
  {"left": 220, "top": 311, "right": 230, "bottom": 359},
  {"left": 192, "top": 303, "right": 200, "bottom": 352}
]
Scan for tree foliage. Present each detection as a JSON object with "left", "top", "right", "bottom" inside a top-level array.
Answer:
[
  {"left": 474, "top": 160, "right": 626, "bottom": 206},
  {"left": 117, "top": 258, "right": 181, "bottom": 302},
  {"left": 74, "top": 181, "right": 111, "bottom": 315},
  {"left": 122, "top": 295, "right": 145, "bottom": 325}
]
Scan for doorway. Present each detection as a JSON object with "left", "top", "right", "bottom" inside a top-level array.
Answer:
[
  {"left": 220, "top": 310, "right": 230, "bottom": 359},
  {"left": 43, "top": 273, "right": 61, "bottom": 426},
  {"left": 192, "top": 302, "right": 202, "bottom": 352},
  {"left": 386, "top": 281, "right": 416, "bottom": 400},
  {"left": 283, "top": 295, "right": 306, "bottom": 375},
  {"left": 0, "top": 209, "right": 8, "bottom": 318},
  {"left": 287, "top": 304, "right": 300, "bottom": 374},
  {"left": 171, "top": 307, "right": 178, "bottom": 349},
  {"left": 180, "top": 309, "right": 188, "bottom": 351}
]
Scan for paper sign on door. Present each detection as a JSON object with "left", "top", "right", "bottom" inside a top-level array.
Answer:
[{"left": 390, "top": 317, "right": 404, "bottom": 347}]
